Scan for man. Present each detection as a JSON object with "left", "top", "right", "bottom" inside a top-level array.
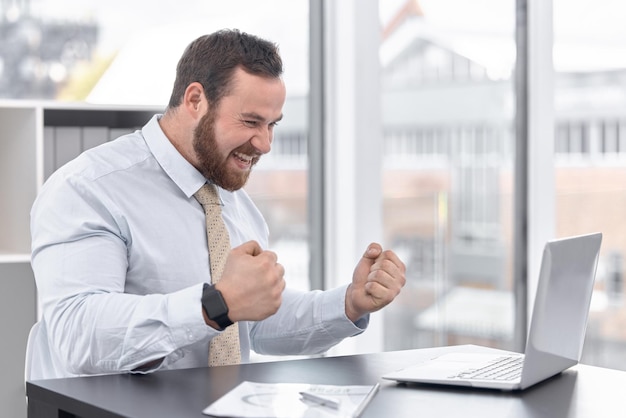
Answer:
[{"left": 26, "top": 29, "right": 406, "bottom": 380}]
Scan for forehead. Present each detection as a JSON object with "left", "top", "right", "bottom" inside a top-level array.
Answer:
[{"left": 218, "top": 68, "right": 286, "bottom": 119}]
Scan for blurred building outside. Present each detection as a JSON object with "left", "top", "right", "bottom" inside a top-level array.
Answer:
[{"left": 1, "top": 0, "right": 625, "bottom": 369}]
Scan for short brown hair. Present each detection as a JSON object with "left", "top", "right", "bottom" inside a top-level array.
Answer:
[{"left": 167, "top": 29, "right": 283, "bottom": 109}]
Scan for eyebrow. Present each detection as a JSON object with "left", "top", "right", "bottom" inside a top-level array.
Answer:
[{"left": 241, "top": 112, "right": 283, "bottom": 124}]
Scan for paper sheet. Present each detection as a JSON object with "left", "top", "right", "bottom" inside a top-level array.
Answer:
[{"left": 202, "top": 381, "right": 378, "bottom": 418}]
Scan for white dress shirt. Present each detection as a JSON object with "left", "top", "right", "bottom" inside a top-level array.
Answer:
[{"left": 26, "top": 114, "right": 367, "bottom": 380}]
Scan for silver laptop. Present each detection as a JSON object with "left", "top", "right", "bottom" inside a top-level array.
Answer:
[{"left": 383, "top": 232, "right": 602, "bottom": 391}]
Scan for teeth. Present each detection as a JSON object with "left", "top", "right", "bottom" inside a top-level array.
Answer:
[{"left": 234, "top": 152, "right": 252, "bottom": 163}]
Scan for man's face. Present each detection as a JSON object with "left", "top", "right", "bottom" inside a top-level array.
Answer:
[{"left": 192, "top": 68, "right": 286, "bottom": 191}]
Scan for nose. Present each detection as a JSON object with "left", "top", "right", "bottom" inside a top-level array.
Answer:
[{"left": 251, "top": 126, "right": 273, "bottom": 155}]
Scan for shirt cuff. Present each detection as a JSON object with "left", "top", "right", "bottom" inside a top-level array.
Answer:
[
  {"left": 320, "top": 285, "right": 370, "bottom": 338},
  {"left": 167, "top": 282, "right": 217, "bottom": 346}
]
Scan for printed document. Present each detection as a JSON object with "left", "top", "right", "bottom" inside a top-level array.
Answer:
[{"left": 202, "top": 380, "right": 379, "bottom": 418}]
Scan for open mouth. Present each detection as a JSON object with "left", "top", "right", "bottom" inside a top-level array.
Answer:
[{"left": 232, "top": 151, "right": 257, "bottom": 169}]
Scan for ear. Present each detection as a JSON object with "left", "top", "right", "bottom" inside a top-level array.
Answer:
[{"left": 182, "top": 82, "right": 207, "bottom": 120}]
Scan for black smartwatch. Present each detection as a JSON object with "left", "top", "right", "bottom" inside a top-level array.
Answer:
[{"left": 201, "top": 283, "right": 234, "bottom": 330}]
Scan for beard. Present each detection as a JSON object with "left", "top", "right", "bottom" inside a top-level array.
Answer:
[{"left": 192, "top": 110, "right": 260, "bottom": 191}]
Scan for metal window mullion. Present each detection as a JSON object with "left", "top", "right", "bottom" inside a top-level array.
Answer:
[
  {"left": 515, "top": 0, "right": 555, "bottom": 352},
  {"left": 308, "top": 0, "right": 325, "bottom": 290}
]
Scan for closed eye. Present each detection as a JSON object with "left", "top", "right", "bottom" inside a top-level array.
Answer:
[
  {"left": 242, "top": 120, "right": 280, "bottom": 129},
  {"left": 240, "top": 112, "right": 283, "bottom": 128}
]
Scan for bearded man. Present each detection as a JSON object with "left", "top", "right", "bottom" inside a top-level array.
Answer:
[{"left": 26, "top": 29, "right": 406, "bottom": 380}]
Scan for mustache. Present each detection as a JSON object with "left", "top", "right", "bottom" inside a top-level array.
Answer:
[{"left": 232, "top": 142, "right": 263, "bottom": 161}]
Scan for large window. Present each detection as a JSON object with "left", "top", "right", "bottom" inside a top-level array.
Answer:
[
  {"left": 0, "top": 0, "right": 311, "bottom": 293},
  {"left": 0, "top": 0, "right": 311, "bottom": 364},
  {"left": 378, "top": 0, "right": 626, "bottom": 371},
  {"left": 553, "top": 0, "right": 626, "bottom": 370},
  {"left": 379, "top": 0, "right": 517, "bottom": 352},
  {"left": 3, "top": 0, "right": 625, "bottom": 371}
]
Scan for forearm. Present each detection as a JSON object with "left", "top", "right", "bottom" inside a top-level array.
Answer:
[
  {"left": 43, "top": 284, "right": 209, "bottom": 375},
  {"left": 250, "top": 286, "right": 368, "bottom": 356}
]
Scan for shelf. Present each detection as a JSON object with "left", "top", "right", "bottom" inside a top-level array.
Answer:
[
  {"left": 0, "top": 102, "right": 157, "bottom": 256},
  {"left": 0, "top": 101, "right": 158, "bottom": 418},
  {"left": 0, "top": 106, "right": 38, "bottom": 255},
  {"left": 0, "top": 252, "right": 31, "bottom": 264}
]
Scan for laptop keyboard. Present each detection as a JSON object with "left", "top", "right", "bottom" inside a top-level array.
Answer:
[{"left": 451, "top": 356, "right": 524, "bottom": 381}]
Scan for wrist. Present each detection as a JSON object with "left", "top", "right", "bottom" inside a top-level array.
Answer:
[
  {"left": 345, "top": 284, "right": 364, "bottom": 322},
  {"left": 201, "top": 283, "right": 234, "bottom": 330}
]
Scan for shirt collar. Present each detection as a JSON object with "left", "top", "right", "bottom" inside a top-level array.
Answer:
[{"left": 142, "top": 114, "right": 207, "bottom": 198}]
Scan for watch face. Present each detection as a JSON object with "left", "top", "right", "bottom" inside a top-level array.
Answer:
[
  {"left": 203, "top": 285, "right": 233, "bottom": 328},
  {"left": 204, "top": 288, "right": 228, "bottom": 318}
]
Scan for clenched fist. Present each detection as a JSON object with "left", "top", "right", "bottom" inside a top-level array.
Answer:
[
  {"left": 345, "top": 243, "right": 406, "bottom": 322},
  {"left": 213, "top": 240, "right": 285, "bottom": 323}
]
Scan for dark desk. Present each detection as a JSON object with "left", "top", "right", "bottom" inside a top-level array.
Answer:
[{"left": 26, "top": 345, "right": 626, "bottom": 418}]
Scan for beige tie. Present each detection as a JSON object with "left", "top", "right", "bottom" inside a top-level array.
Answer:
[{"left": 194, "top": 183, "right": 241, "bottom": 366}]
